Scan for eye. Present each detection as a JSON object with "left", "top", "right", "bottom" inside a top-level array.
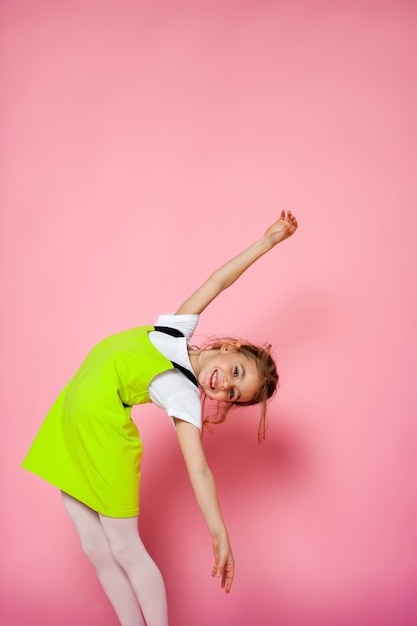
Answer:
[
  {"left": 233, "top": 366, "right": 238, "bottom": 377},
  {"left": 229, "top": 389, "right": 235, "bottom": 399}
]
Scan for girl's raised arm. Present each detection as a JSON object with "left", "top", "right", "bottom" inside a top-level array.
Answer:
[{"left": 175, "top": 211, "right": 298, "bottom": 315}]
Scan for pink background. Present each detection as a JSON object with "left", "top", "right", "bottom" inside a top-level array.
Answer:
[{"left": 1, "top": 1, "right": 416, "bottom": 625}]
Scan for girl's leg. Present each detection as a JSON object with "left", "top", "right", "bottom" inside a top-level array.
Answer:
[
  {"left": 61, "top": 492, "right": 145, "bottom": 626},
  {"left": 99, "top": 514, "right": 169, "bottom": 626}
]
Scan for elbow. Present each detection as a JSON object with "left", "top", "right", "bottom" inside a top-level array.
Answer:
[
  {"left": 189, "top": 463, "right": 214, "bottom": 488},
  {"left": 192, "top": 462, "right": 212, "bottom": 480},
  {"left": 209, "top": 273, "right": 230, "bottom": 293}
]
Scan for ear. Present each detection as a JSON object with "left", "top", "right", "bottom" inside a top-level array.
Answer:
[{"left": 220, "top": 341, "right": 242, "bottom": 352}]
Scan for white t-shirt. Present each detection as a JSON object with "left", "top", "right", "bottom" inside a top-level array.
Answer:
[{"left": 148, "top": 313, "right": 202, "bottom": 430}]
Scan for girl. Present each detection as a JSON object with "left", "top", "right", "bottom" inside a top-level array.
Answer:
[{"left": 22, "top": 211, "right": 298, "bottom": 626}]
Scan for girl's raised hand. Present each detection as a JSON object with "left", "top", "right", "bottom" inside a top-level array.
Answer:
[
  {"left": 263, "top": 210, "right": 298, "bottom": 247},
  {"left": 175, "top": 209, "right": 298, "bottom": 315}
]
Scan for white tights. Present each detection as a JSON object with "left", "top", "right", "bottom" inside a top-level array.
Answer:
[{"left": 61, "top": 492, "right": 169, "bottom": 626}]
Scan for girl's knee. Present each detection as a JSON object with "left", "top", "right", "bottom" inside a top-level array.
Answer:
[
  {"left": 108, "top": 540, "right": 138, "bottom": 570},
  {"left": 107, "top": 535, "right": 151, "bottom": 572},
  {"left": 80, "top": 533, "right": 113, "bottom": 568},
  {"left": 99, "top": 517, "right": 148, "bottom": 570}
]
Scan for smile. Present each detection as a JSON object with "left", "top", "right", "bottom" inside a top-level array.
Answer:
[{"left": 210, "top": 370, "right": 218, "bottom": 390}]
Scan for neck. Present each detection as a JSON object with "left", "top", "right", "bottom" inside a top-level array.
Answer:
[{"left": 188, "top": 349, "right": 202, "bottom": 377}]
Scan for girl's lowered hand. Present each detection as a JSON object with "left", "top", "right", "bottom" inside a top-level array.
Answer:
[
  {"left": 263, "top": 210, "right": 298, "bottom": 247},
  {"left": 212, "top": 534, "right": 235, "bottom": 593}
]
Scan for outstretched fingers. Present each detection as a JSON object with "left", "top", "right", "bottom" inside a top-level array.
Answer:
[
  {"left": 222, "top": 555, "right": 235, "bottom": 593},
  {"left": 212, "top": 539, "right": 235, "bottom": 593}
]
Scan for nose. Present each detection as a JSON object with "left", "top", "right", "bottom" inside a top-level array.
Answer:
[{"left": 220, "top": 374, "right": 231, "bottom": 391}]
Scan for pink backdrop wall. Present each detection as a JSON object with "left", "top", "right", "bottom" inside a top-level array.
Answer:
[{"left": 1, "top": 1, "right": 416, "bottom": 625}]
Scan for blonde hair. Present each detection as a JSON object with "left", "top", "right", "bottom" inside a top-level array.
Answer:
[{"left": 200, "top": 338, "right": 279, "bottom": 442}]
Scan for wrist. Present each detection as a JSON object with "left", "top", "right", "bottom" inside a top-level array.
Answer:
[
  {"left": 257, "top": 235, "right": 275, "bottom": 254},
  {"left": 211, "top": 527, "right": 229, "bottom": 541}
]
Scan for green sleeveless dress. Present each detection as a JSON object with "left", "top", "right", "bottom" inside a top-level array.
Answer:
[{"left": 22, "top": 326, "right": 179, "bottom": 518}]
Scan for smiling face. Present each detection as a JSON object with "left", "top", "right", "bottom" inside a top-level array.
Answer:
[{"left": 195, "top": 344, "right": 261, "bottom": 404}]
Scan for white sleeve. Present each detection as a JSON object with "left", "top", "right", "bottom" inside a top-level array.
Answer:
[
  {"left": 154, "top": 313, "right": 199, "bottom": 340},
  {"left": 149, "top": 370, "right": 202, "bottom": 430},
  {"left": 148, "top": 312, "right": 202, "bottom": 429}
]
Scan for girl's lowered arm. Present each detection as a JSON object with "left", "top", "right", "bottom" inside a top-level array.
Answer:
[
  {"left": 174, "top": 418, "right": 235, "bottom": 593},
  {"left": 175, "top": 210, "right": 298, "bottom": 315}
]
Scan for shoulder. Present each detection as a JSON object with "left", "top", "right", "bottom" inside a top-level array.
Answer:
[{"left": 149, "top": 370, "right": 202, "bottom": 430}]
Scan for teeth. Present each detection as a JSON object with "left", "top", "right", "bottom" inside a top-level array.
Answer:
[{"left": 211, "top": 370, "right": 217, "bottom": 389}]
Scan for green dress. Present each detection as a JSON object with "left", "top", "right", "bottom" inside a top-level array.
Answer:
[{"left": 22, "top": 326, "right": 179, "bottom": 518}]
